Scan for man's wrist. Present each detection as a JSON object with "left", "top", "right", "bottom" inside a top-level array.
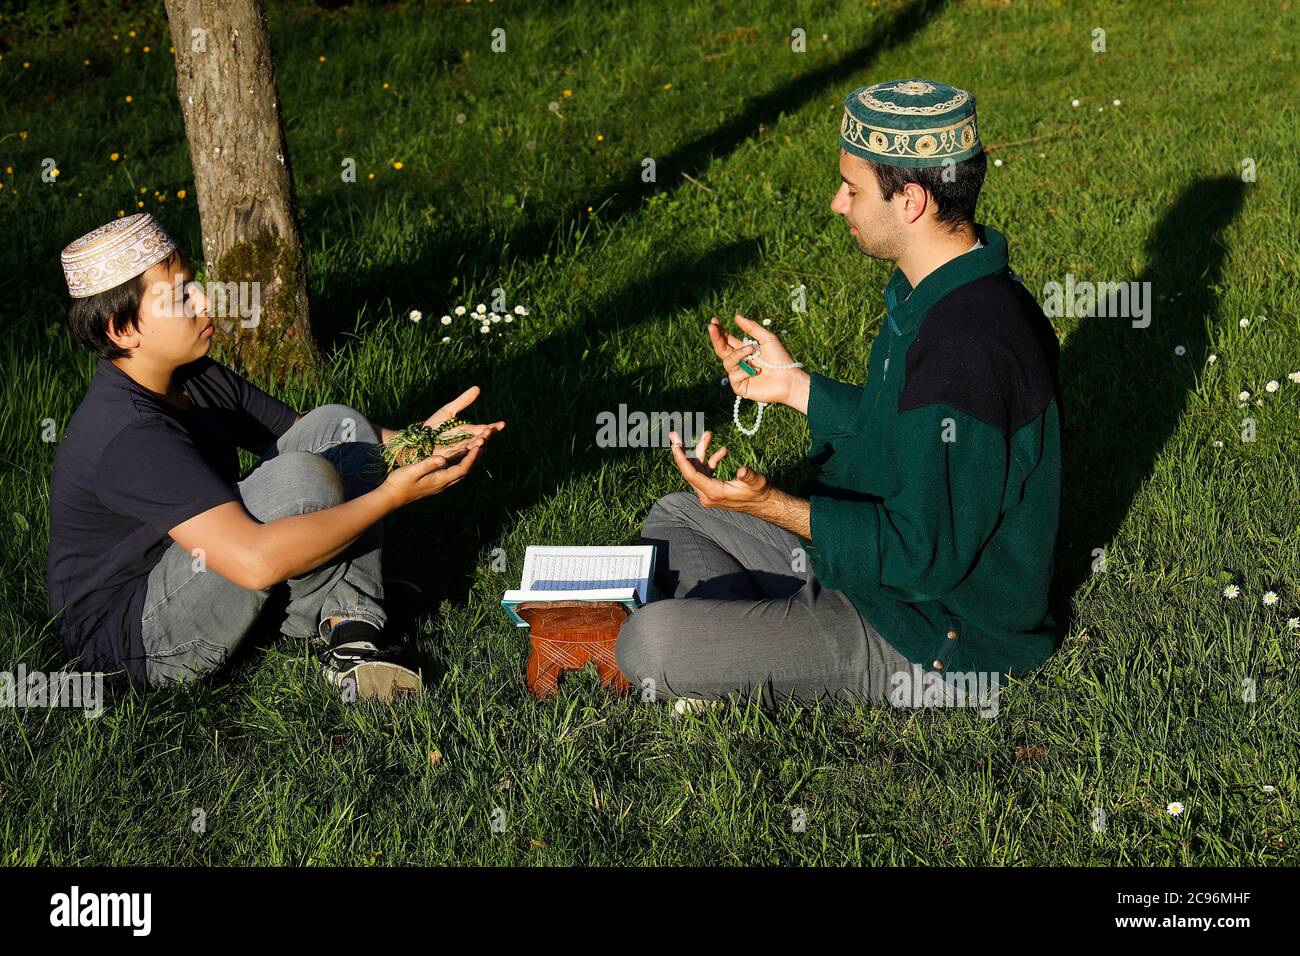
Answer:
[
  {"left": 785, "top": 369, "right": 811, "bottom": 415},
  {"left": 750, "top": 487, "right": 812, "bottom": 539}
]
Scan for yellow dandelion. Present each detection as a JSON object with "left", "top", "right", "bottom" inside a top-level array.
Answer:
[
  {"left": 383, "top": 82, "right": 390, "bottom": 89},
  {"left": 84, "top": 59, "right": 90, "bottom": 65},
  {"left": 118, "top": 210, "right": 125, "bottom": 217},
  {"left": 586, "top": 205, "right": 593, "bottom": 212},
  {"left": 318, "top": 55, "right": 327, "bottom": 63},
  {"left": 124, "top": 95, "right": 133, "bottom": 103},
  {"left": 663, "top": 83, "right": 672, "bottom": 90},
  {"left": 563, "top": 89, "right": 572, "bottom": 97},
  {"left": 137, "top": 200, "right": 144, "bottom": 207},
  {"left": 367, "top": 172, "right": 375, "bottom": 180},
  {"left": 110, "top": 152, "right": 120, "bottom": 161},
  {"left": 19, "top": 132, "right": 27, "bottom": 140},
  {"left": 128, "top": 30, "right": 136, "bottom": 38},
  {"left": 143, "top": 45, "right": 150, "bottom": 53},
  {"left": 139, "top": 186, "right": 147, "bottom": 194},
  {"left": 393, "top": 161, "right": 404, "bottom": 170},
  {"left": 596, "top": 134, "right": 604, "bottom": 142},
  {"left": 4, "top": 166, "right": 11, "bottom": 173},
  {"left": 23, "top": 62, "right": 30, "bottom": 69},
  {"left": 51, "top": 168, "right": 60, "bottom": 177},
  {"left": 177, "top": 189, "right": 187, "bottom": 199}
]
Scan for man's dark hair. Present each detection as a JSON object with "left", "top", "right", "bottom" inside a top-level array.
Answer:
[
  {"left": 863, "top": 150, "right": 987, "bottom": 229},
  {"left": 66, "top": 248, "right": 184, "bottom": 360}
]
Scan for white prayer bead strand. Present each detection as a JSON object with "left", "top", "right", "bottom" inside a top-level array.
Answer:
[{"left": 732, "top": 337, "right": 803, "bottom": 437}]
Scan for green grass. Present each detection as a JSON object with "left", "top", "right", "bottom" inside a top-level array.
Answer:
[{"left": 1, "top": 0, "right": 1298, "bottom": 864}]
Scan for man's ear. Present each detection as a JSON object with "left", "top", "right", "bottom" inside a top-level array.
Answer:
[{"left": 899, "top": 181, "right": 930, "bottom": 225}]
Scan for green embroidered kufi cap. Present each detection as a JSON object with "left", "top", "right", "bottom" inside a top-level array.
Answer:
[{"left": 839, "top": 78, "right": 981, "bottom": 168}]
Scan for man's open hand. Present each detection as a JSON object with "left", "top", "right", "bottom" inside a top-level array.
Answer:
[{"left": 668, "top": 429, "right": 772, "bottom": 512}]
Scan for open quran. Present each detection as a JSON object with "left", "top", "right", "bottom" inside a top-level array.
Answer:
[{"left": 501, "top": 545, "right": 655, "bottom": 627}]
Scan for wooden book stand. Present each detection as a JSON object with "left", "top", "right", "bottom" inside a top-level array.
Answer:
[{"left": 518, "top": 601, "right": 633, "bottom": 699}]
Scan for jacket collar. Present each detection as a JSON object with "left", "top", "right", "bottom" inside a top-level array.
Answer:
[{"left": 883, "top": 223, "right": 1009, "bottom": 336}]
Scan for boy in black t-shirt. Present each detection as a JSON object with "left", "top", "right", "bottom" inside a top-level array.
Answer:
[{"left": 48, "top": 214, "right": 504, "bottom": 700}]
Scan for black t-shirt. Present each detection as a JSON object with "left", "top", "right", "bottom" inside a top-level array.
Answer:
[{"left": 46, "top": 356, "right": 299, "bottom": 686}]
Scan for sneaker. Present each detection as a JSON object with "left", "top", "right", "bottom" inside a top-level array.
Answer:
[
  {"left": 320, "top": 617, "right": 418, "bottom": 702},
  {"left": 323, "top": 657, "right": 422, "bottom": 704}
]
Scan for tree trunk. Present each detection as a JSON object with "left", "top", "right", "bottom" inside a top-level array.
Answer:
[{"left": 164, "top": 0, "right": 321, "bottom": 382}]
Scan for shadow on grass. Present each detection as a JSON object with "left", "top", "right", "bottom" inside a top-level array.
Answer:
[
  {"left": 1051, "top": 175, "right": 1247, "bottom": 633},
  {"left": 308, "top": 0, "right": 950, "bottom": 351}
]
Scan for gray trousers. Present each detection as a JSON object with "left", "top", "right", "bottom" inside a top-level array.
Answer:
[
  {"left": 616, "top": 491, "right": 949, "bottom": 706},
  {"left": 140, "top": 404, "right": 388, "bottom": 687}
]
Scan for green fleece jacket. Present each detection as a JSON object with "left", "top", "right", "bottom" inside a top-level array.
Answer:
[{"left": 802, "top": 224, "right": 1062, "bottom": 678}]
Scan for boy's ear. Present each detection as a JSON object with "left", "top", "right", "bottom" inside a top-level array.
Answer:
[{"left": 105, "top": 310, "right": 136, "bottom": 349}]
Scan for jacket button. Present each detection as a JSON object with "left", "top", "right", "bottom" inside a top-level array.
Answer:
[
  {"left": 932, "top": 660, "right": 944, "bottom": 670},
  {"left": 946, "top": 628, "right": 958, "bottom": 640}
]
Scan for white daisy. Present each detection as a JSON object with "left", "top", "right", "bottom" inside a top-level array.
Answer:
[
  {"left": 490, "top": 313, "right": 501, "bottom": 323},
  {"left": 994, "top": 158, "right": 1003, "bottom": 167},
  {"left": 1071, "top": 98, "right": 1080, "bottom": 107},
  {"left": 513, "top": 305, "right": 526, "bottom": 315},
  {"left": 1174, "top": 345, "right": 1186, "bottom": 356},
  {"left": 1287, "top": 618, "right": 1300, "bottom": 630},
  {"left": 440, "top": 315, "right": 451, "bottom": 325},
  {"left": 454, "top": 305, "right": 467, "bottom": 316},
  {"left": 504, "top": 315, "right": 514, "bottom": 323},
  {"left": 408, "top": 309, "right": 422, "bottom": 323},
  {"left": 479, "top": 324, "right": 490, "bottom": 334},
  {"left": 1263, "top": 591, "right": 1279, "bottom": 606},
  {"left": 1238, "top": 390, "right": 1251, "bottom": 402},
  {"left": 1207, "top": 353, "right": 1217, "bottom": 364},
  {"left": 1112, "top": 98, "right": 1121, "bottom": 106},
  {"left": 1239, "top": 317, "right": 1250, "bottom": 328},
  {"left": 440, "top": 335, "right": 450, "bottom": 343},
  {"left": 1166, "top": 802, "right": 1184, "bottom": 816},
  {"left": 1262, "top": 784, "right": 1277, "bottom": 793},
  {"left": 1223, "top": 584, "right": 1241, "bottom": 599},
  {"left": 475, "top": 304, "right": 487, "bottom": 314},
  {"left": 1265, "top": 380, "right": 1279, "bottom": 392},
  {"left": 1288, "top": 371, "right": 1300, "bottom": 383},
  {"left": 1212, "top": 440, "right": 1223, "bottom": 448}
]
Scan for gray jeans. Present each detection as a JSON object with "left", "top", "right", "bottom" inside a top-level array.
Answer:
[
  {"left": 616, "top": 491, "right": 953, "bottom": 707},
  {"left": 140, "top": 404, "right": 388, "bottom": 687}
]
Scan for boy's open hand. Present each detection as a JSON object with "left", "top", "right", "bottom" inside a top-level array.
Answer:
[
  {"left": 422, "top": 385, "right": 506, "bottom": 451},
  {"left": 709, "top": 314, "right": 808, "bottom": 411},
  {"left": 668, "top": 429, "right": 772, "bottom": 512}
]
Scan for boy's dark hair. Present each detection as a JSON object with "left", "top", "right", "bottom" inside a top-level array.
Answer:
[
  {"left": 863, "top": 150, "right": 987, "bottom": 229},
  {"left": 66, "top": 248, "right": 184, "bottom": 360}
]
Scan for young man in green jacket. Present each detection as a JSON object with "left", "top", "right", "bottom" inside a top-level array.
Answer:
[{"left": 616, "top": 78, "right": 1062, "bottom": 708}]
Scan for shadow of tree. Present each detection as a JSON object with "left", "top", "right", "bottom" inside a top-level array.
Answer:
[
  {"left": 307, "top": 0, "right": 950, "bottom": 351},
  {"left": 1052, "top": 175, "right": 1247, "bottom": 633}
]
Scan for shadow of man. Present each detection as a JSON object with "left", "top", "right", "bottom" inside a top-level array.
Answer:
[{"left": 1052, "top": 175, "right": 1247, "bottom": 635}]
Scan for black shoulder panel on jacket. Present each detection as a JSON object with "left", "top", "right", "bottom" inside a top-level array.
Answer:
[{"left": 898, "top": 273, "right": 1060, "bottom": 436}]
